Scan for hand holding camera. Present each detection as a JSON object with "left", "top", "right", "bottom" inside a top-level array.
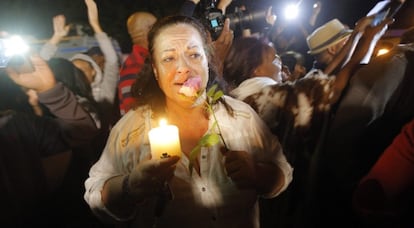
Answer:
[
  {"left": 6, "top": 55, "right": 56, "bottom": 93},
  {"left": 0, "top": 35, "right": 34, "bottom": 74}
]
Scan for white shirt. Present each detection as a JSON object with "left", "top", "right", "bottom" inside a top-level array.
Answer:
[
  {"left": 84, "top": 96, "right": 292, "bottom": 228},
  {"left": 230, "top": 77, "right": 278, "bottom": 101}
]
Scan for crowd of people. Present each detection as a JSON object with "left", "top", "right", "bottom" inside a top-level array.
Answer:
[{"left": 1, "top": 0, "right": 414, "bottom": 227}]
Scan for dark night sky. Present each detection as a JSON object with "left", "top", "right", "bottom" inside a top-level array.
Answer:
[{"left": 0, "top": 0, "right": 413, "bottom": 53}]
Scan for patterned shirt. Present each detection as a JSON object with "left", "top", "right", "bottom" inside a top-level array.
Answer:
[{"left": 230, "top": 69, "right": 335, "bottom": 161}]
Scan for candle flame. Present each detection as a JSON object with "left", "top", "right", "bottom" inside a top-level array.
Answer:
[{"left": 159, "top": 118, "right": 167, "bottom": 127}]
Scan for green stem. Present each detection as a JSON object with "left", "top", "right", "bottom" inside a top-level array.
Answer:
[{"left": 208, "top": 103, "right": 228, "bottom": 150}]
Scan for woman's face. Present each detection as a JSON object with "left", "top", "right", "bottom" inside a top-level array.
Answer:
[
  {"left": 152, "top": 23, "right": 209, "bottom": 106},
  {"left": 72, "top": 59, "right": 95, "bottom": 84},
  {"left": 253, "top": 46, "right": 282, "bottom": 82}
]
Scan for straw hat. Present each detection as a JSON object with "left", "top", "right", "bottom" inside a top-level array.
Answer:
[{"left": 307, "top": 19, "right": 353, "bottom": 54}]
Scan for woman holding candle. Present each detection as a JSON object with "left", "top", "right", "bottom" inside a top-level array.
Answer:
[{"left": 84, "top": 15, "right": 292, "bottom": 227}]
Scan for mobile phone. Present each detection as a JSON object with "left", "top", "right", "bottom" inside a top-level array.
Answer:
[
  {"left": 371, "top": 8, "right": 390, "bottom": 26},
  {"left": 387, "top": 0, "right": 405, "bottom": 18},
  {"left": 368, "top": 0, "right": 405, "bottom": 26},
  {"left": 7, "top": 55, "right": 34, "bottom": 74},
  {"left": 0, "top": 36, "right": 34, "bottom": 73}
]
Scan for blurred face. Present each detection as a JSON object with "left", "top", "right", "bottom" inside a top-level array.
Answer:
[
  {"left": 72, "top": 59, "right": 95, "bottom": 84},
  {"left": 292, "top": 63, "right": 306, "bottom": 80},
  {"left": 254, "top": 46, "right": 282, "bottom": 82},
  {"left": 152, "top": 23, "right": 209, "bottom": 107}
]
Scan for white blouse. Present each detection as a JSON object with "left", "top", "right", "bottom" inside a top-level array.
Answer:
[{"left": 84, "top": 96, "right": 293, "bottom": 228}]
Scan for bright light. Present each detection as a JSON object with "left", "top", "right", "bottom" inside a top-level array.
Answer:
[
  {"left": 159, "top": 118, "right": 167, "bottom": 127},
  {"left": 284, "top": 3, "right": 299, "bottom": 20},
  {"left": 3, "top": 35, "right": 29, "bottom": 57},
  {"left": 376, "top": 48, "right": 390, "bottom": 56}
]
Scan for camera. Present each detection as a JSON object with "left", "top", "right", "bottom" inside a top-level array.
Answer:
[
  {"left": 201, "top": 0, "right": 268, "bottom": 40},
  {"left": 0, "top": 35, "right": 33, "bottom": 73}
]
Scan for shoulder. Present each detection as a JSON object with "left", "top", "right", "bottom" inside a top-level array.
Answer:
[
  {"left": 222, "top": 95, "right": 254, "bottom": 112},
  {"left": 109, "top": 106, "right": 150, "bottom": 144},
  {"left": 218, "top": 95, "right": 263, "bottom": 122}
]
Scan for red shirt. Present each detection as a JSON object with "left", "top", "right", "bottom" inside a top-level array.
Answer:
[
  {"left": 354, "top": 118, "right": 414, "bottom": 219},
  {"left": 118, "top": 44, "right": 148, "bottom": 115}
]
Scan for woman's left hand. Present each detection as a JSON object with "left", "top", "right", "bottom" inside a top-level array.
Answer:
[{"left": 223, "top": 150, "right": 257, "bottom": 189}]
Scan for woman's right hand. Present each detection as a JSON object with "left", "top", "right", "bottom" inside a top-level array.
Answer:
[{"left": 128, "top": 156, "right": 180, "bottom": 199}]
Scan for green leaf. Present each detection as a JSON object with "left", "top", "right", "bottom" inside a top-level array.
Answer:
[
  {"left": 202, "top": 133, "right": 220, "bottom": 146},
  {"left": 212, "top": 90, "right": 224, "bottom": 102},
  {"left": 188, "top": 133, "right": 220, "bottom": 176},
  {"left": 207, "top": 84, "right": 218, "bottom": 97},
  {"left": 187, "top": 84, "right": 228, "bottom": 176}
]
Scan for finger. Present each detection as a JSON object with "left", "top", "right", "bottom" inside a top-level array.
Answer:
[
  {"left": 225, "top": 159, "right": 241, "bottom": 174},
  {"left": 220, "top": 146, "right": 228, "bottom": 155},
  {"left": 382, "top": 17, "right": 395, "bottom": 26},
  {"left": 159, "top": 156, "right": 180, "bottom": 167},
  {"left": 223, "top": 18, "right": 230, "bottom": 32},
  {"left": 151, "top": 156, "right": 180, "bottom": 177},
  {"left": 223, "top": 150, "right": 241, "bottom": 161},
  {"left": 216, "top": 18, "right": 231, "bottom": 43},
  {"left": 224, "top": 30, "right": 234, "bottom": 45}
]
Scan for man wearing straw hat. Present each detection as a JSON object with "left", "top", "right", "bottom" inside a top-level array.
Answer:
[
  {"left": 306, "top": 18, "right": 353, "bottom": 74},
  {"left": 307, "top": 16, "right": 383, "bottom": 75}
]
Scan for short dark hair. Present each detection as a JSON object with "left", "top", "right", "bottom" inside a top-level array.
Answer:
[
  {"left": 223, "top": 36, "right": 270, "bottom": 89},
  {"left": 280, "top": 51, "right": 304, "bottom": 73}
]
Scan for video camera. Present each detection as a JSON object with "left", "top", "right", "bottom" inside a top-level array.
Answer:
[{"left": 201, "top": 0, "right": 268, "bottom": 40}]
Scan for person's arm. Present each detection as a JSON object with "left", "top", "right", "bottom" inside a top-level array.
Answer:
[
  {"left": 86, "top": 0, "right": 119, "bottom": 104},
  {"left": 331, "top": 18, "right": 393, "bottom": 103},
  {"left": 39, "top": 15, "right": 70, "bottom": 60},
  {"left": 85, "top": 0, "right": 103, "bottom": 34},
  {"left": 221, "top": 105, "right": 293, "bottom": 197},
  {"left": 353, "top": 119, "right": 414, "bottom": 222},
  {"left": 38, "top": 82, "right": 99, "bottom": 146},
  {"left": 309, "top": 1, "right": 321, "bottom": 27},
  {"left": 178, "top": 0, "right": 200, "bottom": 16},
  {"left": 6, "top": 55, "right": 98, "bottom": 146},
  {"left": 260, "top": 6, "right": 277, "bottom": 41},
  {"left": 212, "top": 18, "right": 233, "bottom": 76},
  {"left": 324, "top": 15, "right": 374, "bottom": 75},
  {"left": 217, "top": 0, "right": 232, "bottom": 15},
  {"left": 223, "top": 149, "right": 287, "bottom": 196},
  {"left": 96, "top": 155, "right": 179, "bottom": 219},
  {"left": 25, "top": 89, "right": 43, "bottom": 116}
]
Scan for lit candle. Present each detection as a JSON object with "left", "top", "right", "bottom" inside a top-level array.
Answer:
[{"left": 148, "top": 119, "right": 182, "bottom": 160}]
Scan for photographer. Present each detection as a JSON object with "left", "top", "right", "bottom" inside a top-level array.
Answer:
[
  {"left": 179, "top": 0, "right": 234, "bottom": 76},
  {"left": 179, "top": 0, "right": 232, "bottom": 17}
]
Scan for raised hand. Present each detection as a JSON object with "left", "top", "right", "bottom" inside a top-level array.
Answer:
[
  {"left": 213, "top": 18, "right": 233, "bottom": 75},
  {"left": 265, "top": 6, "right": 277, "bottom": 26},
  {"left": 6, "top": 55, "right": 56, "bottom": 93},
  {"left": 52, "top": 15, "right": 70, "bottom": 41},
  {"left": 85, "top": 0, "right": 102, "bottom": 33}
]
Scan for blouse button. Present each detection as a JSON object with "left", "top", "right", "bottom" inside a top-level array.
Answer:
[{"left": 201, "top": 187, "right": 206, "bottom": 192}]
